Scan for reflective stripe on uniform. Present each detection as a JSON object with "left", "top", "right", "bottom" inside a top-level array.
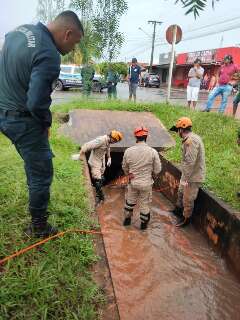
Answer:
[{"left": 140, "top": 212, "right": 150, "bottom": 222}]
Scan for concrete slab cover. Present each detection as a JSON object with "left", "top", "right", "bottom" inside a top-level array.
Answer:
[{"left": 59, "top": 109, "right": 175, "bottom": 151}]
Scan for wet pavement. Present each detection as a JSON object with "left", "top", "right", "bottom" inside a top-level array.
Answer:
[
  {"left": 52, "top": 83, "right": 240, "bottom": 119},
  {"left": 97, "top": 186, "right": 240, "bottom": 320}
]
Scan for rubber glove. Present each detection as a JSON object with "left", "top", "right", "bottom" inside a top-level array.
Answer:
[{"left": 107, "top": 157, "right": 112, "bottom": 167}]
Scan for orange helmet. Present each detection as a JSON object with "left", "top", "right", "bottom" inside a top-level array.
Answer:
[
  {"left": 134, "top": 126, "right": 149, "bottom": 137},
  {"left": 170, "top": 117, "right": 192, "bottom": 132},
  {"left": 110, "top": 130, "right": 123, "bottom": 142}
]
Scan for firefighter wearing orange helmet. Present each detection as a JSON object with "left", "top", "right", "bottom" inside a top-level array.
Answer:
[
  {"left": 170, "top": 117, "right": 206, "bottom": 227},
  {"left": 122, "top": 126, "right": 162, "bottom": 230},
  {"left": 80, "top": 130, "right": 123, "bottom": 203}
]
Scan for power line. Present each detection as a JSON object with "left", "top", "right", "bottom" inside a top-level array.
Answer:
[
  {"left": 121, "top": 16, "right": 240, "bottom": 61},
  {"left": 121, "top": 44, "right": 152, "bottom": 60},
  {"left": 184, "top": 15, "right": 240, "bottom": 34},
  {"left": 155, "top": 21, "right": 240, "bottom": 47},
  {"left": 126, "top": 16, "right": 240, "bottom": 44}
]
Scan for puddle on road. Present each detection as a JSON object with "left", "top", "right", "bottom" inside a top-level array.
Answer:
[{"left": 97, "top": 186, "right": 240, "bottom": 320}]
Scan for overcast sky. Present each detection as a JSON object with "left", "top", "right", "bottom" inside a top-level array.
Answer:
[{"left": 1, "top": 0, "right": 240, "bottom": 64}]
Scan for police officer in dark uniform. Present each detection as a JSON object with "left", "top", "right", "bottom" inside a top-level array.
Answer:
[
  {"left": 106, "top": 64, "right": 119, "bottom": 99},
  {"left": 81, "top": 63, "right": 95, "bottom": 96},
  {"left": 0, "top": 11, "right": 84, "bottom": 237}
]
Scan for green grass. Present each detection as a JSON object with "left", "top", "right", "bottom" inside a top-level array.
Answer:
[
  {"left": 0, "top": 122, "right": 104, "bottom": 319},
  {"left": 53, "top": 98, "right": 240, "bottom": 211}
]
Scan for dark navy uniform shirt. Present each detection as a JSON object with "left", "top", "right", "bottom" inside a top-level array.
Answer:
[
  {"left": 0, "top": 22, "right": 60, "bottom": 128},
  {"left": 128, "top": 65, "right": 141, "bottom": 84}
]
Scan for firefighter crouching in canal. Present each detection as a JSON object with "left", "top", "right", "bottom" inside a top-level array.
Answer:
[
  {"left": 122, "top": 127, "right": 162, "bottom": 230},
  {"left": 170, "top": 117, "right": 206, "bottom": 228},
  {"left": 79, "top": 130, "right": 123, "bottom": 203}
]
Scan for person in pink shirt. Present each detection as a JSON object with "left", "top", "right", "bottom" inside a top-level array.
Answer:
[{"left": 204, "top": 55, "right": 239, "bottom": 113}]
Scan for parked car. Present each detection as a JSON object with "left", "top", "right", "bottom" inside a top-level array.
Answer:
[
  {"left": 55, "top": 64, "right": 83, "bottom": 91},
  {"left": 92, "top": 74, "right": 108, "bottom": 92},
  {"left": 143, "top": 73, "right": 160, "bottom": 88}
]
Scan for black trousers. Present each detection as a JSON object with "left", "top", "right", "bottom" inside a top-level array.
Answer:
[{"left": 0, "top": 114, "right": 53, "bottom": 215}]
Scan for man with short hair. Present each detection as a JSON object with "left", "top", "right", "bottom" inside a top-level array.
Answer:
[
  {"left": 128, "top": 58, "right": 141, "bottom": 102},
  {"left": 80, "top": 130, "right": 123, "bottom": 203},
  {"left": 0, "top": 11, "right": 84, "bottom": 237},
  {"left": 187, "top": 58, "right": 204, "bottom": 109},
  {"left": 122, "top": 127, "right": 162, "bottom": 230},
  {"left": 204, "top": 55, "right": 239, "bottom": 113},
  {"left": 170, "top": 117, "right": 206, "bottom": 228}
]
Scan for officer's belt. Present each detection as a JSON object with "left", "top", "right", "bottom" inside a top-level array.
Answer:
[{"left": 0, "top": 109, "right": 31, "bottom": 118}]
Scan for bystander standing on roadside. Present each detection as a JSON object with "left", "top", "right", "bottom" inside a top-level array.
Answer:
[
  {"left": 203, "top": 55, "right": 240, "bottom": 113},
  {"left": 187, "top": 58, "right": 204, "bottom": 109},
  {"left": 231, "top": 71, "right": 240, "bottom": 117},
  {"left": 128, "top": 57, "right": 141, "bottom": 103}
]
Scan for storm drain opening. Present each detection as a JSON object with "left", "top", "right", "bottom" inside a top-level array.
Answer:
[{"left": 86, "top": 151, "right": 127, "bottom": 188}]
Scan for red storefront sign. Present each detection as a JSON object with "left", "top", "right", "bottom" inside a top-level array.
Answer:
[
  {"left": 177, "top": 47, "right": 240, "bottom": 66},
  {"left": 186, "top": 49, "right": 216, "bottom": 64}
]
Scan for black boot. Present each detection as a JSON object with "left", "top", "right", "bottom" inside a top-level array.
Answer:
[
  {"left": 123, "top": 217, "right": 132, "bottom": 226},
  {"left": 94, "top": 179, "right": 105, "bottom": 203},
  {"left": 140, "top": 213, "right": 150, "bottom": 230},
  {"left": 176, "top": 216, "right": 191, "bottom": 228},
  {"left": 24, "top": 210, "right": 58, "bottom": 238},
  {"left": 172, "top": 207, "right": 183, "bottom": 217}
]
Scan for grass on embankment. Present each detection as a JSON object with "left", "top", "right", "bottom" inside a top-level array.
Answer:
[
  {"left": 0, "top": 122, "right": 104, "bottom": 319},
  {"left": 53, "top": 99, "right": 240, "bottom": 211}
]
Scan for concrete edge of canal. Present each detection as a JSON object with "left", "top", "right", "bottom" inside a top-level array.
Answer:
[
  {"left": 155, "top": 155, "right": 240, "bottom": 276},
  {"left": 81, "top": 155, "right": 120, "bottom": 320}
]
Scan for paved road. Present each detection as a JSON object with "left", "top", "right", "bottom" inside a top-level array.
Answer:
[{"left": 52, "top": 83, "right": 240, "bottom": 119}]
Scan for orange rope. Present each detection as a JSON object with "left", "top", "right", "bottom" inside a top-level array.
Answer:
[{"left": 0, "top": 229, "right": 102, "bottom": 266}]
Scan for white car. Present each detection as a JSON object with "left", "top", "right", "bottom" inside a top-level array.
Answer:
[{"left": 55, "top": 64, "right": 83, "bottom": 91}]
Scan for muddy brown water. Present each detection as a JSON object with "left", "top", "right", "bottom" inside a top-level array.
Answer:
[{"left": 97, "top": 186, "right": 240, "bottom": 320}]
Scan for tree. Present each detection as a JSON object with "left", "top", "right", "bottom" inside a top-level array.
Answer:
[
  {"left": 70, "top": 0, "right": 93, "bottom": 20},
  {"left": 77, "top": 21, "right": 102, "bottom": 64},
  {"left": 175, "top": 0, "right": 219, "bottom": 18},
  {"left": 92, "top": 0, "right": 128, "bottom": 61},
  {"left": 61, "top": 21, "right": 102, "bottom": 65},
  {"left": 96, "top": 62, "right": 128, "bottom": 76},
  {"left": 36, "top": 0, "right": 65, "bottom": 23},
  {"left": 70, "top": 0, "right": 128, "bottom": 62}
]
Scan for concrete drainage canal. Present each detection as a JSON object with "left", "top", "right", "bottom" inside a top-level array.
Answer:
[{"left": 59, "top": 109, "right": 240, "bottom": 320}]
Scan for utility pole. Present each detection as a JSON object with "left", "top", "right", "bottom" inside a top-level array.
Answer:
[{"left": 148, "top": 20, "right": 162, "bottom": 73}]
